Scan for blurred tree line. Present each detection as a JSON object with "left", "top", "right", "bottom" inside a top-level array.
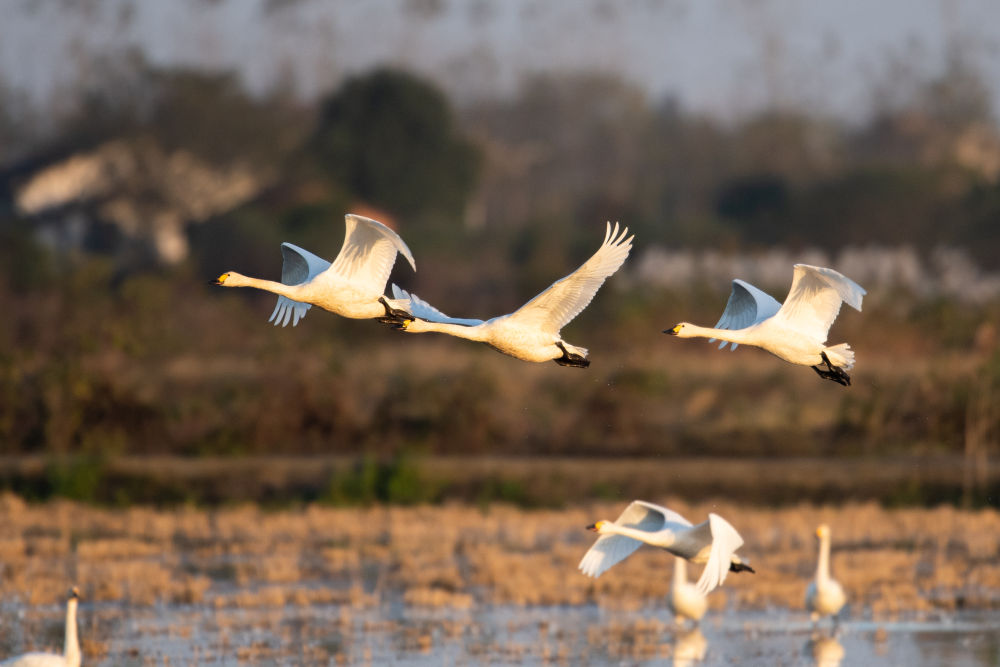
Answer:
[{"left": 0, "top": 50, "right": 999, "bottom": 470}]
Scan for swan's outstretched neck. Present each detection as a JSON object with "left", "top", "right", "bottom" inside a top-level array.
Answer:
[
  {"left": 219, "top": 273, "right": 305, "bottom": 301},
  {"left": 65, "top": 594, "right": 80, "bottom": 667},
  {"left": 680, "top": 323, "right": 755, "bottom": 346},
  {"left": 402, "top": 319, "right": 487, "bottom": 341},
  {"left": 603, "top": 522, "right": 671, "bottom": 547}
]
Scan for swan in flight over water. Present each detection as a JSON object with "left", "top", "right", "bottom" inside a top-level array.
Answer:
[
  {"left": 806, "top": 524, "right": 847, "bottom": 624},
  {"left": 388, "top": 222, "right": 633, "bottom": 367},
  {"left": 1, "top": 587, "right": 80, "bottom": 667},
  {"left": 665, "top": 264, "right": 866, "bottom": 385},
  {"left": 213, "top": 213, "right": 416, "bottom": 326},
  {"left": 579, "top": 500, "right": 754, "bottom": 595}
]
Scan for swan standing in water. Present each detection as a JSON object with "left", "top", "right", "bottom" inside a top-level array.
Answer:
[
  {"left": 1, "top": 587, "right": 80, "bottom": 667},
  {"left": 579, "top": 500, "right": 754, "bottom": 595},
  {"left": 389, "top": 222, "right": 632, "bottom": 367},
  {"left": 670, "top": 558, "right": 708, "bottom": 625},
  {"left": 213, "top": 213, "right": 416, "bottom": 326},
  {"left": 665, "top": 264, "right": 865, "bottom": 385},
  {"left": 806, "top": 524, "right": 847, "bottom": 624}
]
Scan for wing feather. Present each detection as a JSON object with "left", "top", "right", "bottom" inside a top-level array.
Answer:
[
  {"left": 390, "top": 284, "right": 484, "bottom": 326},
  {"left": 578, "top": 533, "right": 645, "bottom": 578},
  {"left": 695, "top": 514, "right": 745, "bottom": 596},
  {"left": 328, "top": 214, "right": 416, "bottom": 294},
  {"left": 710, "top": 279, "right": 782, "bottom": 351},
  {"left": 624, "top": 500, "right": 692, "bottom": 529},
  {"left": 266, "top": 242, "right": 330, "bottom": 327},
  {"left": 507, "top": 222, "right": 632, "bottom": 333},
  {"left": 771, "top": 264, "right": 866, "bottom": 343}
]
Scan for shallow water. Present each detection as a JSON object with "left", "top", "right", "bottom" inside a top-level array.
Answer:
[
  {"left": 4, "top": 596, "right": 999, "bottom": 665},
  {"left": 2, "top": 500, "right": 999, "bottom": 665}
]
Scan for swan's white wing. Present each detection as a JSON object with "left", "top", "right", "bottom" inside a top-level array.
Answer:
[
  {"left": 507, "top": 222, "right": 633, "bottom": 334},
  {"left": 578, "top": 532, "right": 644, "bottom": 578},
  {"left": 710, "top": 279, "right": 782, "bottom": 351},
  {"left": 771, "top": 264, "right": 866, "bottom": 343},
  {"left": 578, "top": 500, "right": 678, "bottom": 578},
  {"left": 327, "top": 214, "right": 416, "bottom": 294},
  {"left": 268, "top": 242, "right": 331, "bottom": 327},
  {"left": 625, "top": 500, "right": 693, "bottom": 529},
  {"left": 390, "top": 284, "right": 484, "bottom": 326},
  {"left": 694, "top": 513, "right": 745, "bottom": 596}
]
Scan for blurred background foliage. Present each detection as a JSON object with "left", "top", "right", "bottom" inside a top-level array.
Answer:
[{"left": 0, "top": 2, "right": 998, "bottom": 507}]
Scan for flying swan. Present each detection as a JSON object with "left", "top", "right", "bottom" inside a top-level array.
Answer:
[
  {"left": 388, "top": 222, "right": 633, "bottom": 367},
  {"left": 664, "top": 264, "right": 866, "bottom": 385},
  {"left": 806, "top": 524, "right": 847, "bottom": 624},
  {"left": 213, "top": 213, "right": 416, "bottom": 326},
  {"left": 1, "top": 587, "right": 80, "bottom": 667},
  {"left": 579, "top": 500, "right": 754, "bottom": 595}
]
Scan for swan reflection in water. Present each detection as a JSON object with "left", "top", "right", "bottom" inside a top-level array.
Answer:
[
  {"left": 805, "top": 631, "right": 845, "bottom": 667},
  {"left": 672, "top": 627, "right": 707, "bottom": 666}
]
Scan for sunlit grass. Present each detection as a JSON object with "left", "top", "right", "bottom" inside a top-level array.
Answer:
[{"left": 2, "top": 494, "right": 997, "bottom": 614}]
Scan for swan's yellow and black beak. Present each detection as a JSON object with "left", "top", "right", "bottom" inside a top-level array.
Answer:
[
  {"left": 586, "top": 521, "right": 604, "bottom": 532},
  {"left": 664, "top": 324, "right": 681, "bottom": 335},
  {"left": 212, "top": 273, "right": 229, "bottom": 286},
  {"left": 70, "top": 586, "right": 80, "bottom": 600}
]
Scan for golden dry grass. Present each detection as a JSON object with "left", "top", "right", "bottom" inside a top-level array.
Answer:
[
  {"left": 2, "top": 493, "right": 998, "bottom": 617},
  {"left": 2, "top": 493, "right": 999, "bottom": 664}
]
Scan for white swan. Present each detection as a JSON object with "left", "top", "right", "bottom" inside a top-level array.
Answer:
[
  {"left": 1, "top": 587, "right": 80, "bottom": 667},
  {"left": 578, "top": 500, "right": 754, "bottom": 595},
  {"left": 389, "top": 222, "right": 633, "bottom": 367},
  {"left": 670, "top": 557, "right": 708, "bottom": 625},
  {"left": 806, "top": 524, "right": 847, "bottom": 623},
  {"left": 213, "top": 213, "right": 416, "bottom": 325},
  {"left": 665, "top": 264, "right": 866, "bottom": 385}
]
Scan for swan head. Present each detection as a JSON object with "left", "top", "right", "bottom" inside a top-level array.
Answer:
[
  {"left": 586, "top": 520, "right": 610, "bottom": 533},
  {"left": 664, "top": 322, "right": 694, "bottom": 338},
  {"left": 212, "top": 272, "right": 248, "bottom": 287},
  {"left": 816, "top": 524, "right": 831, "bottom": 540},
  {"left": 69, "top": 586, "right": 80, "bottom": 600}
]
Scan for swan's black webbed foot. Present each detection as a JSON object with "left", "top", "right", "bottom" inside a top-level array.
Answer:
[
  {"left": 554, "top": 341, "right": 590, "bottom": 368},
  {"left": 729, "top": 562, "right": 755, "bottom": 574},
  {"left": 376, "top": 296, "right": 413, "bottom": 328},
  {"left": 811, "top": 352, "right": 851, "bottom": 386}
]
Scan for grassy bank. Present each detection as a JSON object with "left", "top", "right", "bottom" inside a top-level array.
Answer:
[{"left": 1, "top": 454, "right": 996, "bottom": 508}]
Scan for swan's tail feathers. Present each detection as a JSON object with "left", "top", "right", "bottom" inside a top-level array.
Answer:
[
  {"left": 555, "top": 341, "right": 590, "bottom": 368},
  {"left": 824, "top": 343, "right": 855, "bottom": 371},
  {"left": 382, "top": 297, "right": 412, "bottom": 314},
  {"left": 375, "top": 295, "right": 414, "bottom": 327}
]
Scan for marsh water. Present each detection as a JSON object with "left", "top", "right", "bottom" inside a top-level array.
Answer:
[
  {"left": 4, "top": 594, "right": 999, "bottom": 666},
  {"left": 3, "top": 499, "right": 999, "bottom": 665}
]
